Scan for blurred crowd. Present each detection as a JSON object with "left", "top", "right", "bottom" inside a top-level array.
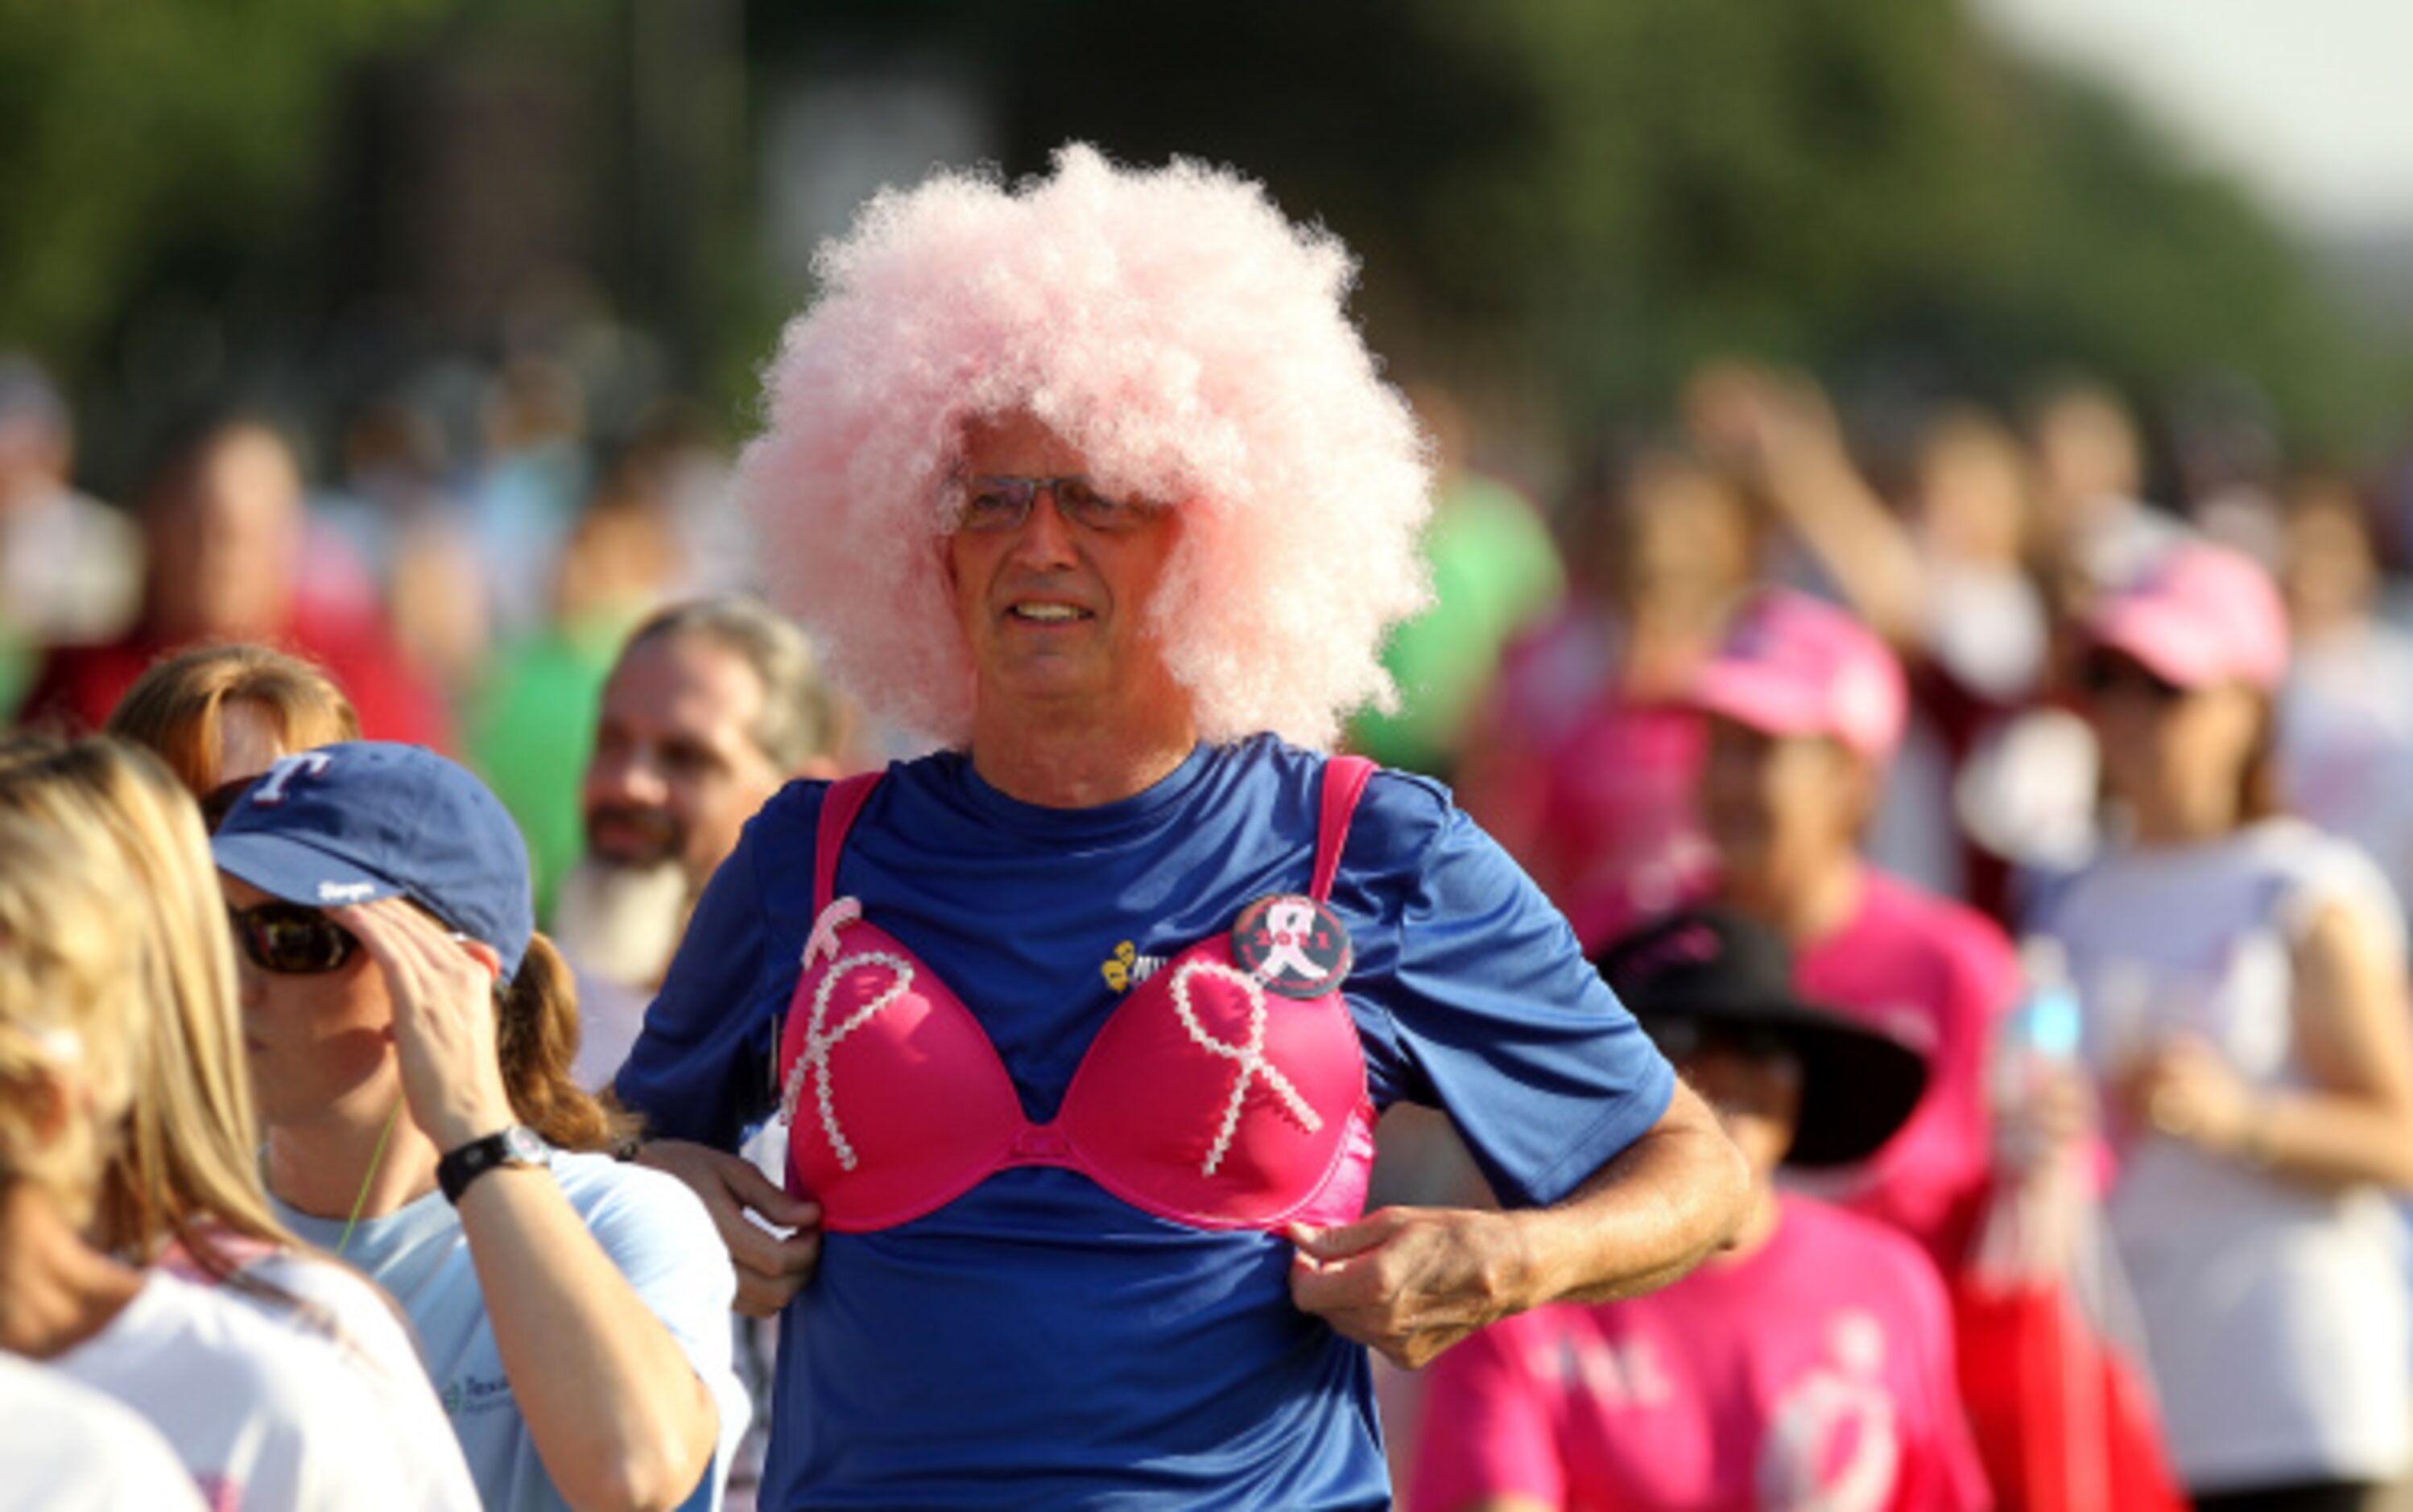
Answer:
[
  {"left": 1359, "top": 361, "right": 2413, "bottom": 1512},
  {"left": 8, "top": 329, "right": 2413, "bottom": 1512},
  {"left": 0, "top": 350, "right": 797, "bottom": 915}
]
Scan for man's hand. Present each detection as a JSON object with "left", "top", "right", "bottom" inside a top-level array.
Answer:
[
  {"left": 1287, "top": 1207, "right": 1534, "bottom": 1369},
  {"left": 1289, "top": 1081, "right": 1749, "bottom": 1369},
  {"left": 638, "top": 1138, "right": 823, "bottom": 1316}
]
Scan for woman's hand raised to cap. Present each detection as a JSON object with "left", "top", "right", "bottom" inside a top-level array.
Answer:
[{"left": 332, "top": 899, "right": 519, "bottom": 1155}]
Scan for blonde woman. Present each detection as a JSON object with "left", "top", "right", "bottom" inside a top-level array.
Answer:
[
  {"left": 105, "top": 641, "right": 362, "bottom": 812},
  {"left": 0, "top": 808, "right": 415, "bottom": 1508},
  {"left": 0, "top": 737, "right": 476, "bottom": 1509}
]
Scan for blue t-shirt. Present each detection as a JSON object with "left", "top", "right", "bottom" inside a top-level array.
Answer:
[
  {"left": 274, "top": 1151, "right": 751, "bottom": 1512},
  {"left": 617, "top": 736, "right": 1673, "bottom": 1510}
]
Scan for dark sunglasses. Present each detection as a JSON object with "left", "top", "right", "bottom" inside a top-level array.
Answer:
[
  {"left": 2077, "top": 650, "right": 2186, "bottom": 704},
  {"left": 229, "top": 901, "right": 360, "bottom": 975},
  {"left": 943, "top": 474, "right": 1163, "bottom": 535},
  {"left": 1636, "top": 1014, "right": 1798, "bottom": 1068},
  {"left": 200, "top": 775, "right": 261, "bottom": 834}
]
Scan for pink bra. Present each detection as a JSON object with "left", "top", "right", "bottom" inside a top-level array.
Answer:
[{"left": 775, "top": 759, "right": 1379, "bottom": 1233}]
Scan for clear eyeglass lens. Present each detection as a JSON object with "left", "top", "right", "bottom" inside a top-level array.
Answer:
[
  {"left": 953, "top": 475, "right": 1150, "bottom": 533},
  {"left": 969, "top": 482, "right": 1030, "bottom": 526}
]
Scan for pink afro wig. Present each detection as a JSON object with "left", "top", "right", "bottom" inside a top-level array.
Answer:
[{"left": 737, "top": 143, "right": 1434, "bottom": 750}]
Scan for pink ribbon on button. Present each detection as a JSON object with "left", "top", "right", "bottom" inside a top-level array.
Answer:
[
  {"left": 1251, "top": 898, "right": 1328, "bottom": 984},
  {"left": 803, "top": 896, "right": 863, "bottom": 969}
]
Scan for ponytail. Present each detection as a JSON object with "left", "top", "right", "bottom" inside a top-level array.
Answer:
[{"left": 496, "top": 932, "right": 637, "bottom": 1153}]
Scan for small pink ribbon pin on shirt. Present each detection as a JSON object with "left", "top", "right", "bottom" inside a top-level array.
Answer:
[{"left": 804, "top": 896, "right": 864, "bottom": 969}]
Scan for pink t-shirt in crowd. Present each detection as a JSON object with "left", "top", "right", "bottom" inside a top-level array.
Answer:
[
  {"left": 1455, "top": 606, "right": 1717, "bottom": 952},
  {"left": 1411, "top": 1193, "right": 1993, "bottom": 1512},
  {"left": 1789, "top": 865, "right": 2019, "bottom": 1269},
  {"left": 1541, "top": 697, "right": 1717, "bottom": 952}
]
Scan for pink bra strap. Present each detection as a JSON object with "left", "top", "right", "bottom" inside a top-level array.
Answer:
[
  {"left": 1310, "top": 757, "right": 1377, "bottom": 903},
  {"left": 814, "top": 772, "right": 883, "bottom": 914}
]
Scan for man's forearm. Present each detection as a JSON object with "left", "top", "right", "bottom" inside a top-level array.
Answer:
[{"left": 1506, "top": 1078, "right": 1750, "bottom": 1309}]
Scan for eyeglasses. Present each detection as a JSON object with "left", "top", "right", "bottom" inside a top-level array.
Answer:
[
  {"left": 2077, "top": 650, "right": 2186, "bottom": 705},
  {"left": 229, "top": 902, "right": 360, "bottom": 975},
  {"left": 943, "top": 474, "right": 1163, "bottom": 535}
]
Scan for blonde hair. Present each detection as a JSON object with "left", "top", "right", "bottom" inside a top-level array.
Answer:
[
  {"left": 106, "top": 642, "right": 362, "bottom": 796},
  {"left": 0, "top": 737, "right": 295, "bottom": 1274},
  {"left": 0, "top": 810, "right": 147, "bottom": 1229}
]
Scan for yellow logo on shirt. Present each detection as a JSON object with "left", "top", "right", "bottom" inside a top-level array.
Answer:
[{"left": 1101, "top": 940, "right": 1165, "bottom": 993}]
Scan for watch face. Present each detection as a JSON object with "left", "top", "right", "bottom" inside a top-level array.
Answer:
[{"left": 501, "top": 1126, "right": 547, "bottom": 1163}]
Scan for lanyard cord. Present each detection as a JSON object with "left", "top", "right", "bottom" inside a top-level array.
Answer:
[{"left": 334, "top": 1099, "right": 404, "bottom": 1260}]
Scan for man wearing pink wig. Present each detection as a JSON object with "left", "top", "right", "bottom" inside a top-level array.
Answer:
[{"left": 615, "top": 145, "right": 1748, "bottom": 1509}]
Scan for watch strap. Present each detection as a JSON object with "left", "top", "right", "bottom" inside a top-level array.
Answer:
[{"left": 437, "top": 1126, "right": 543, "bottom": 1206}]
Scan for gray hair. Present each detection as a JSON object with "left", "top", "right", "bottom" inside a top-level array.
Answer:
[{"left": 621, "top": 596, "right": 841, "bottom": 771}]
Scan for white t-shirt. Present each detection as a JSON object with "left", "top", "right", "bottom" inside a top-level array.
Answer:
[
  {"left": 0, "top": 484, "right": 141, "bottom": 644},
  {"left": 165, "top": 1237, "right": 480, "bottom": 1510},
  {"left": 2282, "top": 620, "right": 2413, "bottom": 920},
  {"left": 1921, "top": 557, "right": 2047, "bottom": 702},
  {"left": 0, "top": 1353, "right": 205, "bottom": 1512},
  {"left": 272, "top": 1148, "right": 750, "bottom": 1512},
  {"left": 55, "top": 1270, "right": 422, "bottom": 1511},
  {"left": 2037, "top": 819, "right": 2411, "bottom": 1489}
]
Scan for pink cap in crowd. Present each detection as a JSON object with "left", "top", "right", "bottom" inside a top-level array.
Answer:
[
  {"left": 2086, "top": 539, "right": 2289, "bottom": 693},
  {"left": 1688, "top": 589, "right": 1907, "bottom": 762}
]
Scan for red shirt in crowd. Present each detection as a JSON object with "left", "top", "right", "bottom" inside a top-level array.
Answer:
[{"left": 17, "top": 606, "right": 452, "bottom": 753}]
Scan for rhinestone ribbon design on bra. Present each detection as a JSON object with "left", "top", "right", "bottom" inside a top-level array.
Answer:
[
  {"left": 783, "top": 898, "right": 911, "bottom": 1171},
  {"left": 1167, "top": 958, "right": 1324, "bottom": 1175},
  {"left": 785, "top": 899, "right": 1332, "bottom": 1184}
]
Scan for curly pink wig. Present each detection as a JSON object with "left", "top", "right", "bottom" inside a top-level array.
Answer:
[{"left": 737, "top": 143, "right": 1433, "bottom": 750}]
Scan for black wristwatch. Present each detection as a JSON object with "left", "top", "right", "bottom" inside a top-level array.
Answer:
[{"left": 437, "top": 1124, "right": 549, "bottom": 1206}]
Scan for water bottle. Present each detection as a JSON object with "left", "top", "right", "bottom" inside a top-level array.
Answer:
[
  {"left": 1977, "top": 938, "right": 2085, "bottom": 1282},
  {"left": 1971, "top": 940, "right": 2166, "bottom": 1510},
  {"left": 1998, "top": 940, "right": 2083, "bottom": 1147}
]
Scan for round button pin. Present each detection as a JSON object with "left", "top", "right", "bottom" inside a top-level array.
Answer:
[{"left": 1230, "top": 894, "right": 1352, "bottom": 999}]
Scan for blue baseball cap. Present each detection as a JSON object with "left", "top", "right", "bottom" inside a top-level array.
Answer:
[{"left": 211, "top": 742, "right": 536, "bottom": 980}]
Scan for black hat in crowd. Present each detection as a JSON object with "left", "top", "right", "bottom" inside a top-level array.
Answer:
[{"left": 1595, "top": 907, "right": 1928, "bottom": 1168}]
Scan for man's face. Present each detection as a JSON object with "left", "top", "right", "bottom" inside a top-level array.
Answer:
[
  {"left": 581, "top": 634, "right": 787, "bottom": 891},
  {"left": 1662, "top": 1029, "right": 1800, "bottom": 1185},
  {"left": 0, "top": 413, "right": 69, "bottom": 504},
  {"left": 1699, "top": 715, "right": 1864, "bottom": 889},
  {"left": 944, "top": 411, "right": 1183, "bottom": 715},
  {"left": 148, "top": 426, "right": 304, "bottom": 639}
]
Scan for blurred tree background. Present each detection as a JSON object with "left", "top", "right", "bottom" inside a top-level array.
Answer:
[{"left": 0, "top": 0, "right": 2398, "bottom": 484}]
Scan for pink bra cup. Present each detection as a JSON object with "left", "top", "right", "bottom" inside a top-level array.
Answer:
[{"left": 777, "top": 759, "right": 1379, "bottom": 1234}]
